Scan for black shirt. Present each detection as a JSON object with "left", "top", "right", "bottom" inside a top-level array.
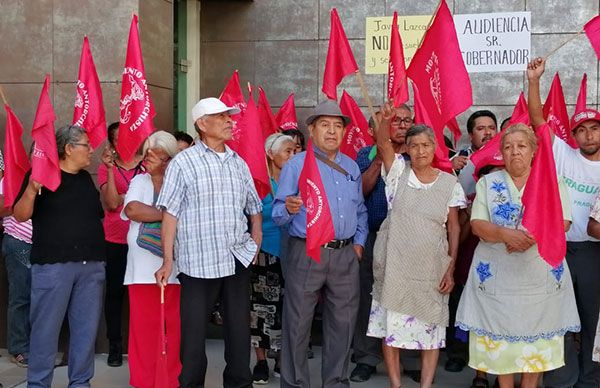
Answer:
[{"left": 17, "top": 170, "right": 106, "bottom": 264}]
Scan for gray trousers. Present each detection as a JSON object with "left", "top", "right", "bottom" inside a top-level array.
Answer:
[
  {"left": 281, "top": 238, "right": 360, "bottom": 388},
  {"left": 352, "top": 232, "right": 383, "bottom": 367},
  {"left": 544, "top": 241, "right": 600, "bottom": 388}
]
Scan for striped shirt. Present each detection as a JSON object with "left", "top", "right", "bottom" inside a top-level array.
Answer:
[
  {"left": 0, "top": 178, "right": 32, "bottom": 243},
  {"left": 156, "top": 141, "right": 263, "bottom": 279}
]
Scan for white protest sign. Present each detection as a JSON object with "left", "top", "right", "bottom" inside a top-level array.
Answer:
[{"left": 454, "top": 12, "right": 531, "bottom": 73}]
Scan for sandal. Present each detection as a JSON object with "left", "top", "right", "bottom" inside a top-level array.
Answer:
[{"left": 471, "top": 376, "right": 489, "bottom": 388}]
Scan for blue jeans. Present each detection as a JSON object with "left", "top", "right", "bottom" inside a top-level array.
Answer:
[
  {"left": 27, "top": 261, "right": 105, "bottom": 388},
  {"left": 3, "top": 234, "right": 32, "bottom": 356}
]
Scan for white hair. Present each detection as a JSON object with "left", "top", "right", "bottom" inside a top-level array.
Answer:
[
  {"left": 143, "top": 131, "right": 179, "bottom": 158},
  {"left": 265, "top": 133, "right": 295, "bottom": 153}
]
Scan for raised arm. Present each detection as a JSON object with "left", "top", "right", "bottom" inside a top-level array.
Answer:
[
  {"left": 374, "top": 101, "right": 396, "bottom": 173},
  {"left": 527, "top": 57, "right": 552, "bottom": 137}
]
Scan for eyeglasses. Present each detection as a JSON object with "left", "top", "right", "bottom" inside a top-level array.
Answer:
[
  {"left": 71, "top": 142, "right": 91, "bottom": 149},
  {"left": 394, "top": 117, "right": 413, "bottom": 125}
]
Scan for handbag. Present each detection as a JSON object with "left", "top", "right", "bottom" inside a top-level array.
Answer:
[
  {"left": 136, "top": 221, "right": 163, "bottom": 257},
  {"left": 136, "top": 192, "right": 163, "bottom": 257}
]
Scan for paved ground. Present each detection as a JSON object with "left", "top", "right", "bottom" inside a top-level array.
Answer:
[{"left": 0, "top": 341, "right": 546, "bottom": 387}]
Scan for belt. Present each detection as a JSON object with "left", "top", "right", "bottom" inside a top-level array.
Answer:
[
  {"left": 322, "top": 238, "right": 353, "bottom": 249},
  {"left": 291, "top": 236, "right": 353, "bottom": 250}
]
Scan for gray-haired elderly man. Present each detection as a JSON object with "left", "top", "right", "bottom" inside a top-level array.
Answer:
[
  {"left": 155, "top": 97, "right": 263, "bottom": 388},
  {"left": 273, "top": 99, "right": 368, "bottom": 388}
]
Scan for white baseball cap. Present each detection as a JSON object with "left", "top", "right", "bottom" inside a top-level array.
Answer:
[{"left": 192, "top": 97, "right": 241, "bottom": 122}]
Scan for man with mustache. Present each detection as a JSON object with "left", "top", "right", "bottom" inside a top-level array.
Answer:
[
  {"left": 454, "top": 110, "right": 499, "bottom": 197},
  {"left": 155, "top": 97, "right": 263, "bottom": 388},
  {"left": 528, "top": 57, "right": 600, "bottom": 388}
]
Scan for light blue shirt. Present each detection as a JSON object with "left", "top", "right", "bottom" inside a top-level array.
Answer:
[
  {"left": 272, "top": 146, "right": 368, "bottom": 247},
  {"left": 261, "top": 178, "right": 281, "bottom": 257}
]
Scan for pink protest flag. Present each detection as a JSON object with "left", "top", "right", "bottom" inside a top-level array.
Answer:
[
  {"left": 234, "top": 89, "right": 271, "bottom": 199},
  {"left": 299, "top": 140, "right": 335, "bottom": 262},
  {"left": 571, "top": 73, "right": 587, "bottom": 128},
  {"left": 31, "top": 75, "right": 61, "bottom": 192},
  {"left": 322, "top": 8, "right": 359, "bottom": 101},
  {"left": 388, "top": 11, "right": 409, "bottom": 106},
  {"left": 73, "top": 36, "right": 107, "bottom": 149},
  {"left": 584, "top": 15, "right": 600, "bottom": 59},
  {"left": 220, "top": 71, "right": 247, "bottom": 151},
  {"left": 275, "top": 93, "right": 298, "bottom": 130},
  {"left": 543, "top": 73, "right": 576, "bottom": 148},
  {"left": 471, "top": 92, "right": 528, "bottom": 178},
  {"left": 411, "top": 81, "right": 453, "bottom": 174},
  {"left": 339, "top": 90, "right": 373, "bottom": 159},
  {"left": 446, "top": 117, "right": 462, "bottom": 144},
  {"left": 522, "top": 123, "right": 566, "bottom": 268},
  {"left": 3, "top": 104, "right": 31, "bottom": 207},
  {"left": 508, "top": 91, "right": 530, "bottom": 126},
  {"left": 257, "top": 87, "right": 279, "bottom": 139},
  {"left": 117, "top": 14, "right": 156, "bottom": 162},
  {"left": 406, "top": 0, "right": 472, "bottom": 133}
]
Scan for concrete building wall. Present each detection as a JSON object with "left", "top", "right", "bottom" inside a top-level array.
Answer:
[
  {"left": 199, "top": 0, "right": 600, "bottom": 144},
  {"left": 0, "top": 0, "right": 173, "bottom": 350}
]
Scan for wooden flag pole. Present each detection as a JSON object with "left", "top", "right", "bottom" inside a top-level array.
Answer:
[
  {"left": 354, "top": 71, "right": 380, "bottom": 132},
  {"left": 0, "top": 85, "right": 8, "bottom": 105},
  {"left": 417, "top": 0, "right": 442, "bottom": 49},
  {"left": 544, "top": 29, "right": 584, "bottom": 59}
]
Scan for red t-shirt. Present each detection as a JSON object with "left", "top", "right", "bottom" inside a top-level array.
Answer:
[{"left": 98, "top": 163, "right": 143, "bottom": 244}]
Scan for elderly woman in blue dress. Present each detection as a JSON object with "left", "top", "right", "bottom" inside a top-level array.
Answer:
[
  {"left": 367, "top": 103, "right": 465, "bottom": 388},
  {"left": 455, "top": 123, "right": 580, "bottom": 388}
]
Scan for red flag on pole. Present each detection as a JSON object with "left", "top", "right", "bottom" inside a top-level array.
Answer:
[
  {"left": 411, "top": 81, "right": 453, "bottom": 174},
  {"left": 543, "top": 73, "right": 576, "bottom": 148},
  {"left": 3, "top": 105, "right": 31, "bottom": 208},
  {"left": 584, "top": 15, "right": 600, "bottom": 59},
  {"left": 322, "top": 8, "right": 358, "bottom": 101},
  {"left": 471, "top": 92, "right": 528, "bottom": 179},
  {"left": 406, "top": 0, "right": 472, "bottom": 133},
  {"left": 522, "top": 124, "right": 565, "bottom": 268},
  {"left": 339, "top": 90, "right": 373, "bottom": 159},
  {"left": 388, "top": 11, "right": 409, "bottom": 106},
  {"left": 257, "top": 87, "right": 278, "bottom": 140},
  {"left": 275, "top": 93, "right": 298, "bottom": 130},
  {"left": 446, "top": 117, "right": 462, "bottom": 144},
  {"left": 220, "top": 71, "right": 247, "bottom": 150},
  {"left": 234, "top": 89, "right": 271, "bottom": 199},
  {"left": 508, "top": 92, "right": 530, "bottom": 126},
  {"left": 299, "top": 140, "right": 335, "bottom": 262},
  {"left": 31, "top": 75, "right": 61, "bottom": 192},
  {"left": 572, "top": 73, "right": 587, "bottom": 128},
  {"left": 73, "top": 36, "right": 106, "bottom": 149},
  {"left": 117, "top": 14, "right": 156, "bottom": 162}
]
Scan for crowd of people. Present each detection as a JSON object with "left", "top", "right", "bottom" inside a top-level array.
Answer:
[{"left": 1, "top": 57, "right": 599, "bottom": 388}]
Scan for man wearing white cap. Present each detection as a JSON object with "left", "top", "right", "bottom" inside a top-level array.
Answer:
[
  {"left": 155, "top": 97, "right": 263, "bottom": 388},
  {"left": 528, "top": 58, "right": 600, "bottom": 388}
]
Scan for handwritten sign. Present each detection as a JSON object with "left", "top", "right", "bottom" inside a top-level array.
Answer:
[
  {"left": 366, "top": 12, "right": 531, "bottom": 74},
  {"left": 454, "top": 12, "right": 531, "bottom": 73},
  {"left": 365, "top": 15, "right": 430, "bottom": 74}
]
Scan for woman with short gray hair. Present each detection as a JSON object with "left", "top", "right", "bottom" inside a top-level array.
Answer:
[
  {"left": 122, "top": 130, "right": 181, "bottom": 387},
  {"left": 366, "top": 105, "right": 466, "bottom": 388},
  {"left": 13, "top": 124, "right": 106, "bottom": 388}
]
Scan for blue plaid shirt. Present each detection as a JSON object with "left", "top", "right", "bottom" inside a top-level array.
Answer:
[{"left": 355, "top": 146, "right": 387, "bottom": 232}]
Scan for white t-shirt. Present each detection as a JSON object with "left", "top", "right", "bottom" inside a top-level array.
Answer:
[
  {"left": 553, "top": 137, "right": 600, "bottom": 242},
  {"left": 121, "top": 174, "right": 179, "bottom": 285}
]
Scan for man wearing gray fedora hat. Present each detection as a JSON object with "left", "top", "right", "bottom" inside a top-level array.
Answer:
[{"left": 273, "top": 99, "right": 368, "bottom": 388}]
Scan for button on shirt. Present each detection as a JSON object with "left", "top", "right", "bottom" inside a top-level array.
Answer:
[
  {"left": 156, "top": 141, "right": 263, "bottom": 279},
  {"left": 272, "top": 146, "right": 368, "bottom": 247}
]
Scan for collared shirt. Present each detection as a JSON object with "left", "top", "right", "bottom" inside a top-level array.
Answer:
[
  {"left": 156, "top": 141, "right": 263, "bottom": 279},
  {"left": 272, "top": 146, "right": 368, "bottom": 247}
]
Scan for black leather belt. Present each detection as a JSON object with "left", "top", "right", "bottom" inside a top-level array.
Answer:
[{"left": 322, "top": 238, "right": 353, "bottom": 249}]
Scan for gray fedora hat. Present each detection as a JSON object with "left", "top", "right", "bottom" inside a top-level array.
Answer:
[{"left": 305, "top": 99, "right": 351, "bottom": 127}]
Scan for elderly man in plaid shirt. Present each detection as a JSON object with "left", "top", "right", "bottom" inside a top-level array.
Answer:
[{"left": 155, "top": 97, "right": 263, "bottom": 388}]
